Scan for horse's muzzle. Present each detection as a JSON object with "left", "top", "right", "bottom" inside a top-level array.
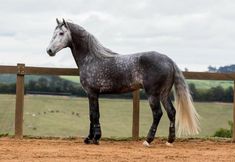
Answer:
[{"left": 47, "top": 48, "right": 55, "bottom": 56}]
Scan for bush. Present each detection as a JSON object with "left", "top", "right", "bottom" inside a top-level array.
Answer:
[
  {"left": 213, "top": 128, "right": 232, "bottom": 138},
  {"left": 213, "top": 121, "right": 233, "bottom": 138}
]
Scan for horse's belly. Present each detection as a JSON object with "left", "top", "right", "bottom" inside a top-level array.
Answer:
[{"left": 99, "top": 81, "right": 142, "bottom": 94}]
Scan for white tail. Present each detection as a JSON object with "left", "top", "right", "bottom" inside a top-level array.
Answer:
[{"left": 174, "top": 64, "right": 200, "bottom": 136}]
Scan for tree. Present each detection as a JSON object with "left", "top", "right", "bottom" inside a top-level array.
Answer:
[
  {"left": 38, "top": 78, "right": 49, "bottom": 91},
  {"left": 208, "top": 65, "right": 217, "bottom": 72},
  {"left": 207, "top": 86, "right": 225, "bottom": 101},
  {"left": 224, "top": 87, "right": 233, "bottom": 102},
  {"left": 188, "top": 83, "right": 197, "bottom": 99},
  {"left": 217, "top": 65, "right": 235, "bottom": 73}
]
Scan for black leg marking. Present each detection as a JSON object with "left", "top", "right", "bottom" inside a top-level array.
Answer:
[
  {"left": 93, "top": 124, "right": 101, "bottom": 140},
  {"left": 162, "top": 97, "right": 176, "bottom": 143},
  {"left": 84, "top": 93, "right": 102, "bottom": 145},
  {"left": 84, "top": 123, "right": 94, "bottom": 144},
  {"left": 168, "top": 123, "right": 175, "bottom": 143},
  {"left": 146, "top": 96, "right": 162, "bottom": 144}
]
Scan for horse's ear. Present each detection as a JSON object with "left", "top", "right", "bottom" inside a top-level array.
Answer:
[
  {"left": 62, "top": 18, "right": 67, "bottom": 28},
  {"left": 56, "top": 18, "right": 60, "bottom": 25}
]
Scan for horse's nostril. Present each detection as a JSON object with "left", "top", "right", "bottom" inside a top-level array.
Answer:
[
  {"left": 47, "top": 49, "right": 52, "bottom": 54},
  {"left": 47, "top": 48, "right": 54, "bottom": 56}
]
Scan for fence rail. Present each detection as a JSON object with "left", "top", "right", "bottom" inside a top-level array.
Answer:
[{"left": 0, "top": 64, "right": 235, "bottom": 141}]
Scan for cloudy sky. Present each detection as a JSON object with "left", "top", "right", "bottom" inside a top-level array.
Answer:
[{"left": 0, "top": 0, "right": 234, "bottom": 71}]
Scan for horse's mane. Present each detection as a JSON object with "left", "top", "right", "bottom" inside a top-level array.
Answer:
[{"left": 67, "top": 22, "right": 119, "bottom": 58}]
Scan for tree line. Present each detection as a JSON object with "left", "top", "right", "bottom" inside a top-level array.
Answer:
[
  {"left": 208, "top": 64, "right": 235, "bottom": 73},
  {"left": 0, "top": 75, "right": 233, "bottom": 102},
  {"left": 188, "top": 83, "right": 233, "bottom": 102}
]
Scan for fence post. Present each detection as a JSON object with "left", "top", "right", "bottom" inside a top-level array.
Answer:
[
  {"left": 132, "top": 89, "right": 140, "bottom": 140},
  {"left": 233, "top": 81, "right": 235, "bottom": 142},
  {"left": 15, "top": 63, "right": 25, "bottom": 139}
]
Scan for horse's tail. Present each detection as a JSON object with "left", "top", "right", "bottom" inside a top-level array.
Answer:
[{"left": 173, "top": 63, "right": 200, "bottom": 136}]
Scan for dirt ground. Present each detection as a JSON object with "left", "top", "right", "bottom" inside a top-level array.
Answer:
[{"left": 1, "top": 138, "right": 235, "bottom": 162}]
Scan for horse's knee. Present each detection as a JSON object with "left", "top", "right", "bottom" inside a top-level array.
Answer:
[
  {"left": 157, "top": 110, "right": 163, "bottom": 118},
  {"left": 169, "top": 108, "right": 176, "bottom": 120},
  {"left": 166, "top": 98, "right": 176, "bottom": 120},
  {"left": 153, "top": 109, "right": 163, "bottom": 121}
]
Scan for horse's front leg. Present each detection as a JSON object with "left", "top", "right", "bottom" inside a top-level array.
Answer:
[
  {"left": 84, "top": 93, "right": 101, "bottom": 145},
  {"left": 84, "top": 122, "right": 95, "bottom": 144}
]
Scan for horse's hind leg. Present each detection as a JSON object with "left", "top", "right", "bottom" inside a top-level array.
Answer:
[
  {"left": 144, "top": 95, "right": 163, "bottom": 146},
  {"left": 161, "top": 97, "right": 176, "bottom": 145}
]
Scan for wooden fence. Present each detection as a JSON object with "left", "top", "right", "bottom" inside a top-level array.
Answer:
[{"left": 1, "top": 63, "right": 235, "bottom": 141}]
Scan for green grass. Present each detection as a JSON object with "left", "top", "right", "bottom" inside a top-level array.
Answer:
[
  {"left": 0, "top": 94, "right": 232, "bottom": 138},
  {"left": 60, "top": 76, "right": 80, "bottom": 84},
  {"left": 60, "top": 76, "right": 233, "bottom": 90}
]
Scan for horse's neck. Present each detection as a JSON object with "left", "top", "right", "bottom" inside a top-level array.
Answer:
[
  {"left": 69, "top": 25, "right": 116, "bottom": 66},
  {"left": 70, "top": 44, "right": 94, "bottom": 67}
]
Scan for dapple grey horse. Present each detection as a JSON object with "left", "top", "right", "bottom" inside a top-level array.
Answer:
[{"left": 47, "top": 19, "right": 199, "bottom": 146}]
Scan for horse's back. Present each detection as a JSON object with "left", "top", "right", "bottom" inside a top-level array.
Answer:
[{"left": 138, "top": 51, "right": 173, "bottom": 68}]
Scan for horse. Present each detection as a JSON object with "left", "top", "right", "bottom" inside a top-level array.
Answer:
[{"left": 46, "top": 18, "right": 200, "bottom": 146}]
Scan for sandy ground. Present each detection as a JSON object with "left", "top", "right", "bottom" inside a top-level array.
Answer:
[{"left": 0, "top": 138, "right": 235, "bottom": 162}]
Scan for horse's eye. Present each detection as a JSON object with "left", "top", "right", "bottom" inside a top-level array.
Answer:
[{"left": 59, "top": 32, "right": 64, "bottom": 36}]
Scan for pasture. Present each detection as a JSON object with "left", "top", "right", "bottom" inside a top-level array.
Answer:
[
  {"left": 0, "top": 94, "right": 232, "bottom": 138},
  {"left": 61, "top": 75, "right": 234, "bottom": 90}
]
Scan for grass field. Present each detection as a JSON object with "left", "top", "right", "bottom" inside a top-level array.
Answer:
[
  {"left": 61, "top": 76, "right": 233, "bottom": 90},
  {"left": 187, "top": 80, "right": 233, "bottom": 89},
  {"left": 60, "top": 76, "right": 80, "bottom": 84},
  {"left": 0, "top": 94, "right": 232, "bottom": 138}
]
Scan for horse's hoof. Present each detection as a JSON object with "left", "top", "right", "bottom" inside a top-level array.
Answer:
[
  {"left": 166, "top": 142, "right": 173, "bottom": 147},
  {"left": 93, "top": 139, "right": 100, "bottom": 145},
  {"left": 143, "top": 141, "right": 150, "bottom": 147},
  {"left": 84, "top": 137, "right": 93, "bottom": 144}
]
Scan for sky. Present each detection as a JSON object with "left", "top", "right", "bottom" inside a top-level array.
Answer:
[{"left": 0, "top": 0, "right": 234, "bottom": 71}]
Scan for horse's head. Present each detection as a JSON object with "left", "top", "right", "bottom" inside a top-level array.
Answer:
[{"left": 46, "top": 18, "right": 71, "bottom": 56}]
